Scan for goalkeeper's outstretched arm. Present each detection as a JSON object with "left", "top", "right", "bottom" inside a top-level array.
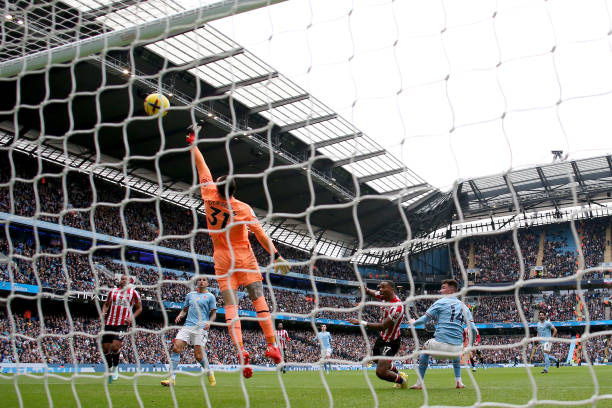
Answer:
[
  {"left": 187, "top": 123, "right": 214, "bottom": 188},
  {"left": 249, "top": 220, "right": 291, "bottom": 275}
]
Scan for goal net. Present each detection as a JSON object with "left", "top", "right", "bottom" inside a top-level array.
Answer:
[{"left": 1, "top": 0, "right": 612, "bottom": 407}]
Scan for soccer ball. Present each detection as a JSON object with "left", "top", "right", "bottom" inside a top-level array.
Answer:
[{"left": 144, "top": 93, "right": 170, "bottom": 116}]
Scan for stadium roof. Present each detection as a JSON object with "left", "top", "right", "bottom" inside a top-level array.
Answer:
[
  {"left": 0, "top": 0, "right": 445, "bottom": 259},
  {"left": 458, "top": 155, "right": 612, "bottom": 220},
  {"left": 32, "top": 0, "right": 431, "bottom": 200},
  {"left": 5, "top": 1, "right": 612, "bottom": 265}
]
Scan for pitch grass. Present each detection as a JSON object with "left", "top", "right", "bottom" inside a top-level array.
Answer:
[{"left": 1, "top": 366, "right": 612, "bottom": 408}]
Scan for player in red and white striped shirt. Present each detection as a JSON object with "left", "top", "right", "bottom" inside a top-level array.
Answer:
[
  {"left": 348, "top": 281, "right": 407, "bottom": 388},
  {"left": 275, "top": 323, "right": 290, "bottom": 373},
  {"left": 101, "top": 275, "right": 142, "bottom": 383},
  {"left": 463, "top": 327, "right": 485, "bottom": 371}
]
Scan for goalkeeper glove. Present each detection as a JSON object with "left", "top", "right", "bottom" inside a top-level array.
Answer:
[
  {"left": 273, "top": 256, "right": 290, "bottom": 275},
  {"left": 186, "top": 121, "right": 203, "bottom": 145}
]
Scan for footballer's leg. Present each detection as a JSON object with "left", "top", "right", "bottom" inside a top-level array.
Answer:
[
  {"left": 194, "top": 345, "right": 215, "bottom": 386},
  {"left": 476, "top": 350, "right": 486, "bottom": 369},
  {"left": 110, "top": 338, "right": 122, "bottom": 381},
  {"left": 221, "top": 278, "right": 252, "bottom": 378},
  {"left": 372, "top": 339, "right": 406, "bottom": 389},
  {"left": 101, "top": 334, "right": 114, "bottom": 384},
  {"left": 411, "top": 353, "right": 429, "bottom": 389},
  {"left": 376, "top": 359, "right": 407, "bottom": 388},
  {"left": 453, "top": 357, "right": 465, "bottom": 388},
  {"left": 245, "top": 278, "right": 281, "bottom": 364},
  {"left": 162, "top": 339, "right": 186, "bottom": 386}
]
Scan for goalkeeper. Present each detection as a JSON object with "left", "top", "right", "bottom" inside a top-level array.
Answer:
[{"left": 187, "top": 122, "right": 290, "bottom": 379}]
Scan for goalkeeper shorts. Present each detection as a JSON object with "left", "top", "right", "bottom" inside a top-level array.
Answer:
[{"left": 214, "top": 251, "right": 263, "bottom": 292}]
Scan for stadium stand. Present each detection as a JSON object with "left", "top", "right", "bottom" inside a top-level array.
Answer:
[{"left": 1, "top": 153, "right": 611, "bottom": 370}]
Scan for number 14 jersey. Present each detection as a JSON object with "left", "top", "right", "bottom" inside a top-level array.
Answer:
[{"left": 424, "top": 297, "right": 474, "bottom": 346}]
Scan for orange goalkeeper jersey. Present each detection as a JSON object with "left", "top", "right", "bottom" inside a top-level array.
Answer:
[{"left": 192, "top": 146, "right": 276, "bottom": 267}]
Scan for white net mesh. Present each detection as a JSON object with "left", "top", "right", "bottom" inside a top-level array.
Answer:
[{"left": 1, "top": 0, "right": 612, "bottom": 407}]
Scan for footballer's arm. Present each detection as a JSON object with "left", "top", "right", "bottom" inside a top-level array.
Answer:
[
  {"left": 128, "top": 299, "right": 142, "bottom": 325},
  {"left": 347, "top": 317, "right": 394, "bottom": 331},
  {"left": 363, "top": 286, "right": 378, "bottom": 298},
  {"left": 101, "top": 296, "right": 111, "bottom": 319},
  {"left": 205, "top": 309, "right": 217, "bottom": 330},
  {"left": 186, "top": 123, "right": 214, "bottom": 189},
  {"left": 175, "top": 305, "right": 189, "bottom": 324},
  {"left": 249, "top": 218, "right": 291, "bottom": 275}
]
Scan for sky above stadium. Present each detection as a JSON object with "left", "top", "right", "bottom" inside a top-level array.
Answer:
[{"left": 208, "top": 0, "right": 612, "bottom": 191}]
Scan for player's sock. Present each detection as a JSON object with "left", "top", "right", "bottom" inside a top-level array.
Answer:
[
  {"left": 199, "top": 355, "right": 210, "bottom": 374},
  {"left": 544, "top": 353, "right": 550, "bottom": 371},
  {"left": 170, "top": 352, "right": 181, "bottom": 380},
  {"left": 111, "top": 352, "right": 120, "bottom": 368},
  {"left": 394, "top": 373, "right": 406, "bottom": 384},
  {"left": 104, "top": 352, "right": 113, "bottom": 371},
  {"left": 390, "top": 364, "right": 398, "bottom": 374},
  {"left": 418, "top": 354, "right": 430, "bottom": 381},
  {"left": 224, "top": 304, "right": 244, "bottom": 348},
  {"left": 252, "top": 296, "right": 275, "bottom": 345},
  {"left": 452, "top": 358, "right": 461, "bottom": 379}
]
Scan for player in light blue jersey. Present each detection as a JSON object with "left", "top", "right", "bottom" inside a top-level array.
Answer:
[
  {"left": 162, "top": 276, "right": 217, "bottom": 387},
  {"left": 409, "top": 279, "right": 477, "bottom": 389},
  {"left": 314, "top": 325, "right": 333, "bottom": 373},
  {"left": 536, "top": 311, "right": 559, "bottom": 373}
]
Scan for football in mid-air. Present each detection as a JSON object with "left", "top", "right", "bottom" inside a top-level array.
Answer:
[{"left": 144, "top": 93, "right": 170, "bottom": 116}]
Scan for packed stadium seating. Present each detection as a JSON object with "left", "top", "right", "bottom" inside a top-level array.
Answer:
[
  {"left": 2, "top": 310, "right": 610, "bottom": 366},
  {"left": 1, "top": 156, "right": 611, "bottom": 368},
  {"left": 451, "top": 218, "right": 610, "bottom": 284},
  {"left": 0, "top": 158, "right": 360, "bottom": 282}
]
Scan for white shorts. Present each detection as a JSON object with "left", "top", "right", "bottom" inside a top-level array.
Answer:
[
  {"left": 176, "top": 326, "right": 208, "bottom": 347},
  {"left": 322, "top": 348, "right": 332, "bottom": 358},
  {"left": 541, "top": 341, "right": 552, "bottom": 353},
  {"left": 422, "top": 339, "right": 462, "bottom": 359}
]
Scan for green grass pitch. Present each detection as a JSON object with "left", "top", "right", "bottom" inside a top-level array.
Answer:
[{"left": 1, "top": 366, "right": 611, "bottom": 407}]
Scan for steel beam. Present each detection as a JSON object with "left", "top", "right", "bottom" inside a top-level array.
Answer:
[
  {"left": 213, "top": 72, "right": 279, "bottom": 95},
  {"left": 278, "top": 113, "right": 337, "bottom": 133},
  {"left": 177, "top": 47, "right": 244, "bottom": 69},
  {"left": 358, "top": 167, "right": 404, "bottom": 184},
  {"left": 571, "top": 161, "right": 586, "bottom": 189},
  {"left": 468, "top": 179, "right": 487, "bottom": 209},
  {"left": 331, "top": 150, "right": 386, "bottom": 168},
  {"left": 248, "top": 94, "right": 310, "bottom": 114},
  {"left": 313, "top": 132, "right": 362, "bottom": 149},
  {"left": 536, "top": 167, "right": 559, "bottom": 212}
]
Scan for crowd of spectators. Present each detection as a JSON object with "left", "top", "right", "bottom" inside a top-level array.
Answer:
[
  {"left": 2, "top": 236, "right": 610, "bottom": 325},
  {"left": 2, "top": 310, "right": 610, "bottom": 367},
  {"left": 451, "top": 218, "right": 611, "bottom": 284},
  {"left": 0, "top": 159, "right": 360, "bottom": 282}
]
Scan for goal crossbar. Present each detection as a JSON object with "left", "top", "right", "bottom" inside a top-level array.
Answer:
[{"left": 0, "top": 0, "right": 286, "bottom": 78}]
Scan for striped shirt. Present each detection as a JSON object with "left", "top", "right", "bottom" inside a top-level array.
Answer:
[
  {"left": 463, "top": 328, "right": 481, "bottom": 346},
  {"left": 105, "top": 287, "right": 141, "bottom": 326},
  {"left": 375, "top": 292, "right": 404, "bottom": 342},
  {"left": 275, "top": 329, "right": 290, "bottom": 348}
]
